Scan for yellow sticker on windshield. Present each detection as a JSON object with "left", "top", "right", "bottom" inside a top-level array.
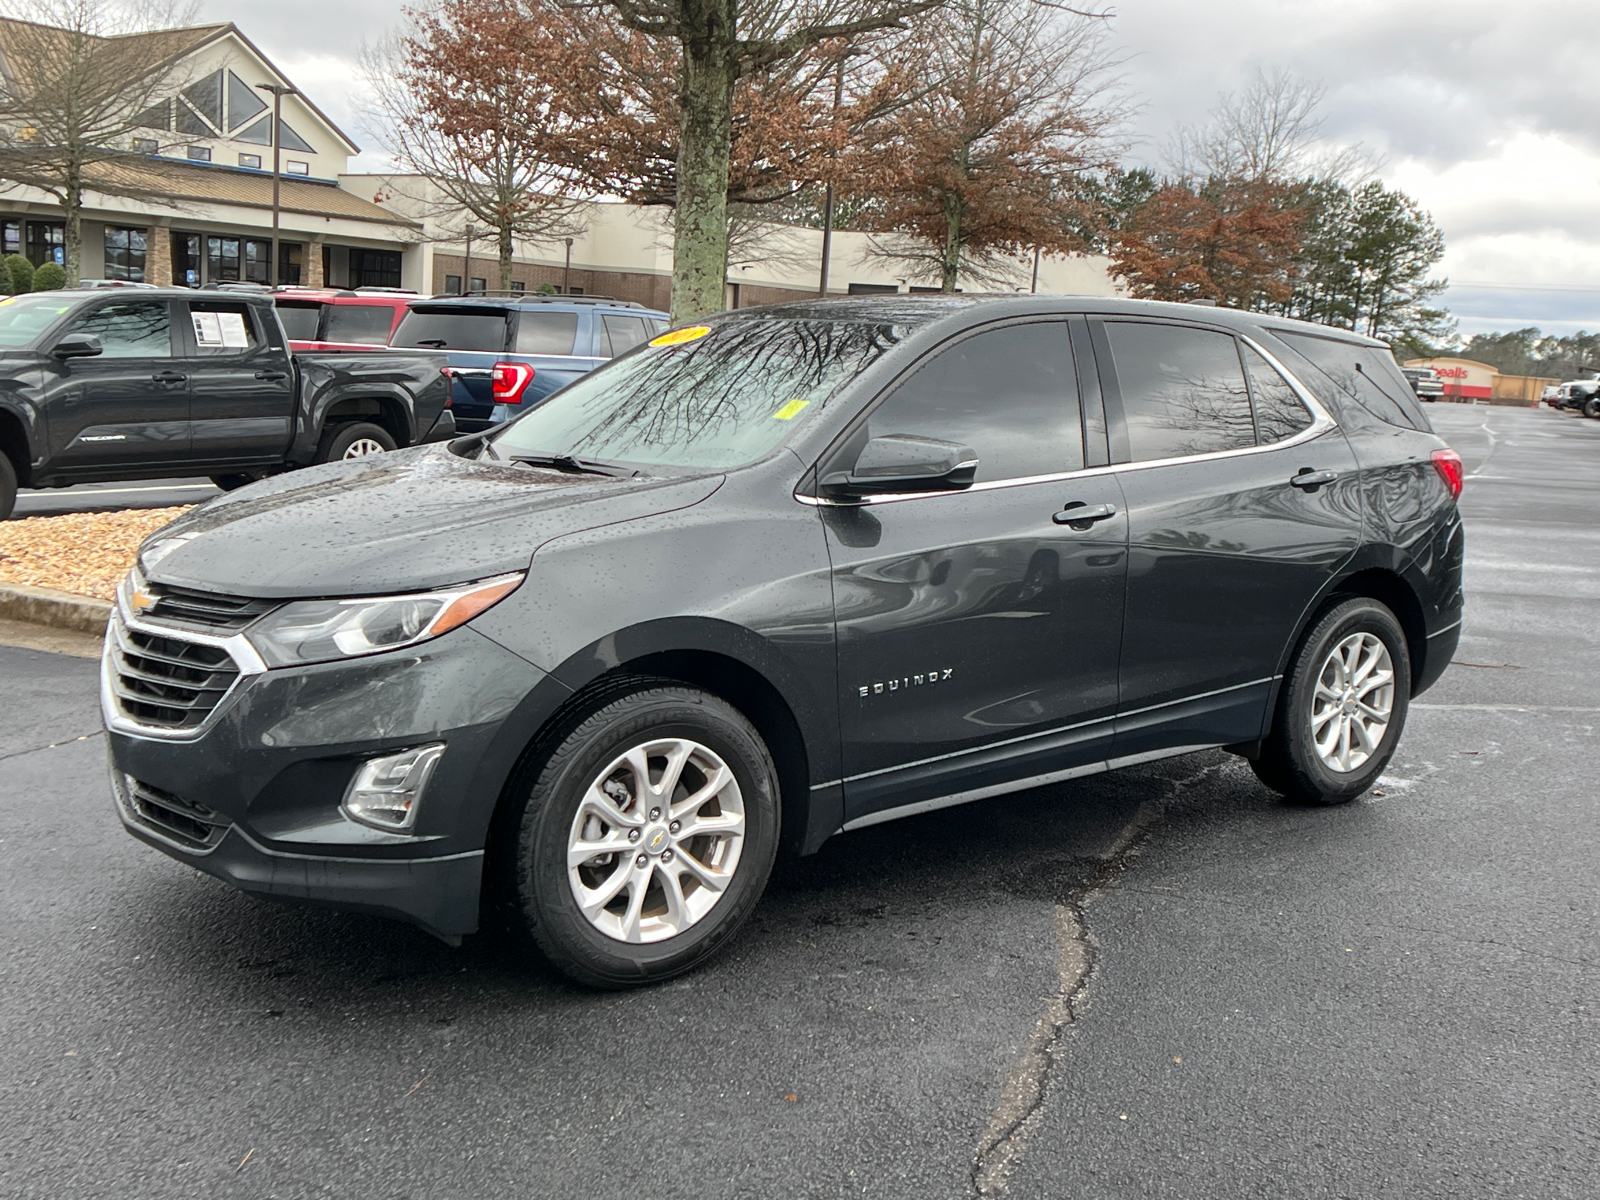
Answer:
[
  {"left": 650, "top": 325, "right": 711, "bottom": 347},
  {"left": 772, "top": 399, "right": 810, "bottom": 421}
]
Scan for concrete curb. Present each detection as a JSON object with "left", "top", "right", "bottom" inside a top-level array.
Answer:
[{"left": 0, "top": 583, "right": 113, "bottom": 636}]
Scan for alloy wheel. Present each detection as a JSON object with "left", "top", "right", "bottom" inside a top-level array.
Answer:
[
  {"left": 343, "top": 437, "right": 389, "bottom": 459},
  {"left": 1310, "top": 631, "right": 1395, "bottom": 773},
  {"left": 566, "top": 737, "right": 746, "bottom": 944}
]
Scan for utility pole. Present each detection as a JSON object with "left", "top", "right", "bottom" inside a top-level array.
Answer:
[
  {"left": 256, "top": 83, "right": 298, "bottom": 288},
  {"left": 563, "top": 237, "right": 573, "bottom": 294},
  {"left": 1030, "top": 246, "right": 1041, "bottom": 294}
]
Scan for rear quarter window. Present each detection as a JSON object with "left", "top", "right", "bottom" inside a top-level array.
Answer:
[
  {"left": 323, "top": 304, "right": 397, "bottom": 346},
  {"left": 392, "top": 308, "right": 509, "bottom": 353},
  {"left": 1273, "top": 331, "right": 1431, "bottom": 431},
  {"left": 274, "top": 302, "right": 321, "bottom": 342}
]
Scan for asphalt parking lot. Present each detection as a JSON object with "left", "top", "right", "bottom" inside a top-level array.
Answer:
[{"left": 0, "top": 403, "right": 1595, "bottom": 1199}]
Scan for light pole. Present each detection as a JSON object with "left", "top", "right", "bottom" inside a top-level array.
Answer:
[
  {"left": 256, "top": 83, "right": 298, "bottom": 287},
  {"left": 817, "top": 50, "right": 854, "bottom": 298},
  {"left": 563, "top": 237, "right": 573, "bottom": 294}
]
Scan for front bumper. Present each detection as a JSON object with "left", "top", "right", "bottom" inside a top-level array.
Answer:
[{"left": 104, "top": 618, "right": 551, "bottom": 940}]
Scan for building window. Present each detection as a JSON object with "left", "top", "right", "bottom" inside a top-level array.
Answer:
[
  {"left": 351, "top": 248, "right": 403, "bottom": 289},
  {"left": 511, "top": 280, "right": 526, "bottom": 293},
  {"left": 132, "top": 137, "right": 159, "bottom": 155},
  {"left": 2, "top": 221, "right": 19, "bottom": 256},
  {"left": 279, "top": 242, "right": 303, "bottom": 286},
  {"left": 285, "top": 160, "right": 309, "bottom": 176},
  {"left": 26, "top": 221, "right": 64, "bottom": 267},
  {"left": 188, "top": 146, "right": 212, "bottom": 162},
  {"left": 567, "top": 285, "right": 584, "bottom": 295},
  {"left": 104, "top": 227, "right": 148, "bottom": 282},
  {"left": 206, "top": 236, "right": 242, "bottom": 282},
  {"left": 469, "top": 276, "right": 486, "bottom": 294},
  {"left": 238, "top": 152, "right": 261, "bottom": 169},
  {"left": 444, "top": 274, "right": 462, "bottom": 295}
]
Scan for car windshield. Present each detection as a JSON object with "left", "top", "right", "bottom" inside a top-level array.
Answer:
[
  {"left": 486, "top": 318, "right": 906, "bottom": 470},
  {"left": 0, "top": 294, "right": 80, "bottom": 349}
]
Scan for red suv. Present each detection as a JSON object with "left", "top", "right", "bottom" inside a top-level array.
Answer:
[{"left": 273, "top": 288, "right": 417, "bottom": 352}]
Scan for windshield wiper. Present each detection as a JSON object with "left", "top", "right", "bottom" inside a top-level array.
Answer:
[{"left": 507, "top": 452, "right": 638, "bottom": 478}]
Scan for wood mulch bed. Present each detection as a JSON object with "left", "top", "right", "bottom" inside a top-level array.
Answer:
[{"left": 0, "top": 508, "right": 193, "bottom": 601}]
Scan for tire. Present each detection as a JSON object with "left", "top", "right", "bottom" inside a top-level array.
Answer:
[
  {"left": 1252, "top": 597, "right": 1411, "bottom": 806},
  {"left": 1583, "top": 397, "right": 1600, "bottom": 420},
  {"left": 0, "top": 452, "right": 15, "bottom": 521},
  {"left": 209, "top": 473, "right": 261, "bottom": 491},
  {"left": 315, "top": 421, "right": 396, "bottom": 465},
  {"left": 510, "top": 685, "right": 780, "bottom": 988}
]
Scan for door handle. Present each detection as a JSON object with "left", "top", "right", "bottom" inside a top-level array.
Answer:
[
  {"left": 1289, "top": 468, "right": 1338, "bottom": 489},
  {"left": 150, "top": 370, "right": 187, "bottom": 384},
  {"left": 254, "top": 369, "right": 289, "bottom": 382},
  {"left": 1053, "top": 501, "right": 1117, "bottom": 528}
]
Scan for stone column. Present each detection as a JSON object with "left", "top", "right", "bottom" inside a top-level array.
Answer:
[
  {"left": 143, "top": 225, "right": 171, "bottom": 286},
  {"left": 306, "top": 236, "right": 325, "bottom": 287}
]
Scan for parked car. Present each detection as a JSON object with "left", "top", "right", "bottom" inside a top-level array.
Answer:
[
  {"left": 272, "top": 287, "right": 419, "bottom": 353},
  {"left": 0, "top": 289, "right": 453, "bottom": 519},
  {"left": 1554, "top": 373, "right": 1600, "bottom": 418},
  {"left": 104, "top": 296, "right": 1463, "bottom": 987},
  {"left": 1401, "top": 365, "right": 1444, "bottom": 400},
  {"left": 389, "top": 294, "right": 669, "bottom": 432},
  {"left": 1542, "top": 385, "right": 1561, "bottom": 407}
]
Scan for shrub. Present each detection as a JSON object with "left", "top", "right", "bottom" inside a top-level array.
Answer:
[
  {"left": 535, "top": 282, "right": 558, "bottom": 295},
  {"left": 3, "top": 254, "right": 34, "bottom": 295},
  {"left": 31, "top": 262, "right": 66, "bottom": 291}
]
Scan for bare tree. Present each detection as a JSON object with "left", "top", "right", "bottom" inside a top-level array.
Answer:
[
  {"left": 0, "top": 0, "right": 204, "bottom": 284},
  {"left": 578, "top": 0, "right": 948, "bottom": 324},
  {"left": 360, "top": 1, "right": 587, "bottom": 292},
  {"left": 1165, "top": 67, "right": 1375, "bottom": 186}
]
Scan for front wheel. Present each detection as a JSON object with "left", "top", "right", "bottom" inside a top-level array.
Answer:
[
  {"left": 1583, "top": 397, "right": 1600, "bottom": 420},
  {"left": 209, "top": 473, "right": 261, "bottom": 491},
  {"left": 511, "top": 685, "right": 780, "bottom": 988},
  {"left": 315, "top": 421, "right": 396, "bottom": 464},
  {"left": 1252, "top": 597, "right": 1411, "bottom": 805}
]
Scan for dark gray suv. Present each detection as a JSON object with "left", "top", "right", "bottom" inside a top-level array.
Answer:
[{"left": 103, "top": 296, "right": 1464, "bottom": 987}]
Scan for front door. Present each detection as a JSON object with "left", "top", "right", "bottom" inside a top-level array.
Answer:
[
  {"left": 1091, "top": 318, "right": 1363, "bottom": 758},
  {"left": 179, "top": 298, "right": 295, "bottom": 462},
  {"left": 823, "top": 319, "right": 1129, "bottom": 827},
  {"left": 46, "top": 298, "right": 189, "bottom": 469}
]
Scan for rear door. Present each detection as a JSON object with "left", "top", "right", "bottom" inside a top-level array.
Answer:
[
  {"left": 824, "top": 319, "right": 1128, "bottom": 826},
  {"left": 391, "top": 305, "right": 512, "bottom": 431},
  {"left": 46, "top": 297, "right": 190, "bottom": 469},
  {"left": 180, "top": 298, "right": 295, "bottom": 462},
  {"left": 1093, "top": 318, "right": 1362, "bottom": 758}
]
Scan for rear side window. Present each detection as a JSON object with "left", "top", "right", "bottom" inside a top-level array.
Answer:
[
  {"left": 186, "top": 301, "right": 260, "bottom": 356},
  {"left": 514, "top": 311, "right": 580, "bottom": 355},
  {"left": 274, "top": 302, "right": 321, "bottom": 341},
  {"left": 1274, "top": 332, "right": 1428, "bottom": 431},
  {"left": 1103, "top": 322, "right": 1254, "bottom": 462},
  {"left": 598, "top": 314, "right": 649, "bottom": 358},
  {"left": 392, "top": 308, "right": 508, "bottom": 353},
  {"left": 1242, "top": 347, "right": 1314, "bottom": 444},
  {"left": 71, "top": 300, "right": 172, "bottom": 358},
  {"left": 323, "top": 304, "right": 395, "bottom": 346},
  {"left": 865, "top": 321, "right": 1083, "bottom": 482}
]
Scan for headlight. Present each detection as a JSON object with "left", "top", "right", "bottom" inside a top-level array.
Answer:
[{"left": 245, "top": 572, "right": 523, "bottom": 668}]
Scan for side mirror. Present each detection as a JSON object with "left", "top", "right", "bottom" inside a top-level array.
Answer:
[
  {"left": 820, "top": 433, "right": 978, "bottom": 499},
  {"left": 51, "top": 333, "right": 102, "bottom": 359}
]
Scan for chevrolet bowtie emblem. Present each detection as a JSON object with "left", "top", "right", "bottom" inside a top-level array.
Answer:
[{"left": 129, "top": 586, "right": 157, "bottom": 613}]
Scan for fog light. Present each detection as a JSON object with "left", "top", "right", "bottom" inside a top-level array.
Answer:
[{"left": 341, "top": 743, "right": 445, "bottom": 831}]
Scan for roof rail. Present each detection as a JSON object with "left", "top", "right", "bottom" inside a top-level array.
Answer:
[{"left": 431, "top": 290, "right": 643, "bottom": 309}]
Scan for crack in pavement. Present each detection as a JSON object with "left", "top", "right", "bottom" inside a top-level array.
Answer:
[
  {"left": 970, "top": 761, "right": 1227, "bottom": 1196},
  {"left": 0, "top": 730, "right": 104, "bottom": 764}
]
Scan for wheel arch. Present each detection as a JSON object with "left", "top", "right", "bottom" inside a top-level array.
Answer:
[
  {"left": 320, "top": 393, "right": 411, "bottom": 447},
  {"left": 0, "top": 405, "right": 33, "bottom": 487},
  {"left": 1275, "top": 564, "right": 1429, "bottom": 706}
]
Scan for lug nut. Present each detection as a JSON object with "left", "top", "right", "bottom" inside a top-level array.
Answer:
[
  {"left": 669, "top": 820, "right": 680, "bottom": 834},
  {"left": 649, "top": 807, "right": 661, "bottom": 821},
  {"left": 661, "top": 849, "right": 674, "bottom": 862},
  {"left": 635, "top": 853, "right": 648, "bottom": 867},
  {"left": 628, "top": 828, "right": 641, "bottom": 843}
]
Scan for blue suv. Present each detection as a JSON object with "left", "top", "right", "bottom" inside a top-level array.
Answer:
[{"left": 390, "top": 294, "right": 669, "bottom": 432}]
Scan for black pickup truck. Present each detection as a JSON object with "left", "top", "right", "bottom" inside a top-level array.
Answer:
[{"left": 0, "top": 289, "right": 453, "bottom": 520}]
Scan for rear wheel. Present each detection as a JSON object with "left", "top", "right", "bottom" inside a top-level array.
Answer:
[
  {"left": 1252, "top": 597, "right": 1411, "bottom": 805},
  {"left": 511, "top": 685, "right": 780, "bottom": 988},
  {"left": 315, "top": 421, "right": 396, "bottom": 464},
  {"left": 0, "top": 452, "right": 15, "bottom": 521},
  {"left": 1583, "top": 397, "right": 1600, "bottom": 420}
]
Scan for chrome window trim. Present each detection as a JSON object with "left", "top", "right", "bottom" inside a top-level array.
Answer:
[
  {"left": 100, "top": 589, "right": 266, "bottom": 742},
  {"left": 794, "top": 333, "right": 1337, "bottom": 507}
]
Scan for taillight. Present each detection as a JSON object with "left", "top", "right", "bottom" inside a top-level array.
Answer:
[
  {"left": 1431, "top": 448, "right": 1463, "bottom": 500},
  {"left": 492, "top": 361, "right": 536, "bottom": 404}
]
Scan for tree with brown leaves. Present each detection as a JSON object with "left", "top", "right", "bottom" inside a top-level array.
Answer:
[{"left": 838, "top": 0, "right": 1123, "bottom": 292}]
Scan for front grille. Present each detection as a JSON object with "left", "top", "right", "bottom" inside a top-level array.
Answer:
[
  {"left": 122, "top": 775, "right": 228, "bottom": 850},
  {"left": 142, "top": 583, "right": 276, "bottom": 632},
  {"left": 108, "top": 616, "right": 241, "bottom": 731}
]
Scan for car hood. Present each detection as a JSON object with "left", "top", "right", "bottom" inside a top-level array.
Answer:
[{"left": 142, "top": 444, "right": 724, "bottom": 598}]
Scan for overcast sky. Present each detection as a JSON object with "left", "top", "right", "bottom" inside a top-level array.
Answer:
[{"left": 201, "top": 0, "right": 1600, "bottom": 339}]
